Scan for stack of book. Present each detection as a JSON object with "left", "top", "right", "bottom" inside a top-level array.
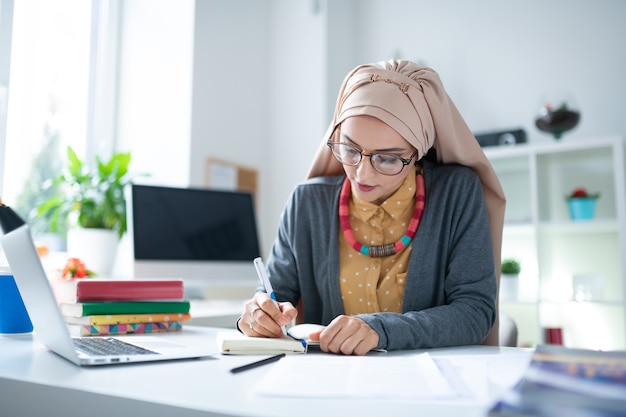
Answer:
[{"left": 56, "top": 278, "right": 191, "bottom": 337}]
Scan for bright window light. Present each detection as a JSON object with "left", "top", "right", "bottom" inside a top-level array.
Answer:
[{"left": 3, "top": 0, "right": 91, "bottom": 242}]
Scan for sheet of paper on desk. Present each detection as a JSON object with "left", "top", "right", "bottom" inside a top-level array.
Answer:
[
  {"left": 253, "top": 353, "right": 459, "bottom": 399},
  {"left": 433, "top": 354, "right": 532, "bottom": 404}
]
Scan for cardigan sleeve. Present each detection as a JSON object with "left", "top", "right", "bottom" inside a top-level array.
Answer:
[{"left": 266, "top": 176, "right": 345, "bottom": 324}]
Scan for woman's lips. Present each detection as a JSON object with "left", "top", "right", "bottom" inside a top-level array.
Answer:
[{"left": 357, "top": 182, "right": 376, "bottom": 192}]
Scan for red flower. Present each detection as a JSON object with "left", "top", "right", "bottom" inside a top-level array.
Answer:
[
  {"left": 567, "top": 187, "right": 600, "bottom": 200},
  {"left": 61, "top": 257, "right": 95, "bottom": 279}
]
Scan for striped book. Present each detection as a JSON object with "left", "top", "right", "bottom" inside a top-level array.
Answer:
[
  {"left": 68, "top": 321, "right": 184, "bottom": 337},
  {"left": 64, "top": 313, "right": 191, "bottom": 326}
]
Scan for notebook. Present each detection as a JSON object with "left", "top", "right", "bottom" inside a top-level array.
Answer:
[
  {"left": 217, "top": 323, "right": 326, "bottom": 354},
  {"left": 0, "top": 224, "right": 214, "bottom": 366},
  {"left": 217, "top": 331, "right": 307, "bottom": 354}
]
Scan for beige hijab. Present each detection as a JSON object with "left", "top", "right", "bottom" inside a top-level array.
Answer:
[{"left": 307, "top": 60, "right": 506, "bottom": 346}]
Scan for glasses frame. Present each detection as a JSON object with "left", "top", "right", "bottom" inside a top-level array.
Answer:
[{"left": 326, "top": 141, "right": 417, "bottom": 176}]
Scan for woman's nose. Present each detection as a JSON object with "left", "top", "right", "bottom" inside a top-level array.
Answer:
[{"left": 355, "top": 155, "right": 376, "bottom": 179}]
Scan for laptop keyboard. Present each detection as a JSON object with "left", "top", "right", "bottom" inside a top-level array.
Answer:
[{"left": 73, "top": 337, "right": 158, "bottom": 356}]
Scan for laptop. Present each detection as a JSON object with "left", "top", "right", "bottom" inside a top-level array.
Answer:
[{"left": 0, "top": 222, "right": 214, "bottom": 366}]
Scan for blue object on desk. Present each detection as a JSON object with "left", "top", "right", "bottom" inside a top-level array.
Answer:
[{"left": 0, "top": 269, "right": 33, "bottom": 334}]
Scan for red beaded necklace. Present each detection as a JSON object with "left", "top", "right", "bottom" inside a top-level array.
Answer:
[{"left": 339, "top": 173, "right": 425, "bottom": 258}]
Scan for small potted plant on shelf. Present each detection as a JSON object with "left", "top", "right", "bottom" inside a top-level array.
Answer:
[
  {"left": 500, "top": 258, "right": 521, "bottom": 301},
  {"left": 566, "top": 186, "right": 600, "bottom": 221},
  {"left": 501, "top": 258, "right": 521, "bottom": 276}
]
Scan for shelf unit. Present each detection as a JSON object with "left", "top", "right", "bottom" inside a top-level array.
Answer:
[{"left": 484, "top": 135, "right": 626, "bottom": 350}]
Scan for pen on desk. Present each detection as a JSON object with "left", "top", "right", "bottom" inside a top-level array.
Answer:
[
  {"left": 253, "top": 257, "right": 287, "bottom": 335},
  {"left": 229, "top": 353, "right": 286, "bottom": 374}
]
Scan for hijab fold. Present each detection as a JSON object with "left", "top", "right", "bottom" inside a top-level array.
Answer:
[{"left": 307, "top": 60, "right": 506, "bottom": 346}]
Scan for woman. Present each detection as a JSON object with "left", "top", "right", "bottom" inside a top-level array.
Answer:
[{"left": 238, "top": 60, "right": 505, "bottom": 355}]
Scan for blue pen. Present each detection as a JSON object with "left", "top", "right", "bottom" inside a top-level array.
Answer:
[{"left": 253, "top": 257, "right": 287, "bottom": 335}]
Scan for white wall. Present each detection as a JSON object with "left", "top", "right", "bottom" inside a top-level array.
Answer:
[
  {"left": 116, "top": 0, "right": 195, "bottom": 187},
  {"left": 117, "top": 0, "right": 626, "bottom": 258},
  {"left": 190, "top": 0, "right": 330, "bottom": 256},
  {"left": 265, "top": 0, "right": 328, "bottom": 255},
  {"left": 190, "top": 0, "right": 271, "bottom": 253},
  {"left": 351, "top": 0, "right": 626, "bottom": 141}
]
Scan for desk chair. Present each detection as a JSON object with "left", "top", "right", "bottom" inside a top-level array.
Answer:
[{"left": 498, "top": 312, "right": 518, "bottom": 347}]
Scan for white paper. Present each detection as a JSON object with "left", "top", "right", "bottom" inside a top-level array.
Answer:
[
  {"left": 208, "top": 163, "right": 237, "bottom": 190},
  {"left": 253, "top": 353, "right": 458, "bottom": 399},
  {"left": 434, "top": 353, "right": 531, "bottom": 404}
]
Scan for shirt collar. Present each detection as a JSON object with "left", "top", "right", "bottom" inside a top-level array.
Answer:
[{"left": 350, "top": 168, "right": 417, "bottom": 223}]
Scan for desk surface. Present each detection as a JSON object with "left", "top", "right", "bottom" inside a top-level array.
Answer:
[{"left": 0, "top": 326, "right": 532, "bottom": 417}]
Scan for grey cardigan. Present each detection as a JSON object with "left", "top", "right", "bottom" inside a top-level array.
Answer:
[{"left": 266, "top": 160, "right": 496, "bottom": 351}]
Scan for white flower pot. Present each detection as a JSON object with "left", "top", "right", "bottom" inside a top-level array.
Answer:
[
  {"left": 66, "top": 228, "right": 119, "bottom": 277},
  {"left": 500, "top": 273, "right": 520, "bottom": 301}
]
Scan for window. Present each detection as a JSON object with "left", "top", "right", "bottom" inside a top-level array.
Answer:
[{"left": 1, "top": 0, "right": 118, "bottom": 247}]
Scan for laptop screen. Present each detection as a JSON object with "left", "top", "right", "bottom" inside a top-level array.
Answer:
[{"left": 129, "top": 184, "right": 260, "bottom": 262}]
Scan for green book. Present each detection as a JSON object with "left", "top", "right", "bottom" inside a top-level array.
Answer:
[{"left": 59, "top": 300, "right": 191, "bottom": 317}]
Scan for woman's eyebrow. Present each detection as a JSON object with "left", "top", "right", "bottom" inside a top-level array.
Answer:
[{"left": 340, "top": 131, "right": 409, "bottom": 153}]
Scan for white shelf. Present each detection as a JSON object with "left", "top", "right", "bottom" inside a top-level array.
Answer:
[
  {"left": 537, "top": 219, "right": 620, "bottom": 233},
  {"left": 537, "top": 299, "right": 625, "bottom": 307},
  {"left": 487, "top": 135, "right": 626, "bottom": 350},
  {"left": 483, "top": 134, "right": 623, "bottom": 159}
]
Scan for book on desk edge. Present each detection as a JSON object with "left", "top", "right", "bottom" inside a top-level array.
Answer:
[
  {"left": 68, "top": 321, "right": 184, "bottom": 337},
  {"left": 60, "top": 300, "right": 191, "bottom": 316},
  {"left": 63, "top": 312, "right": 192, "bottom": 326},
  {"left": 488, "top": 344, "right": 626, "bottom": 417},
  {"left": 55, "top": 278, "right": 185, "bottom": 302}
]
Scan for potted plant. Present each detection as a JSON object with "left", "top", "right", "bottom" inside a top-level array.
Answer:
[
  {"left": 37, "top": 146, "right": 137, "bottom": 275},
  {"left": 500, "top": 258, "right": 521, "bottom": 301},
  {"left": 566, "top": 186, "right": 600, "bottom": 220},
  {"left": 501, "top": 258, "right": 521, "bottom": 276}
]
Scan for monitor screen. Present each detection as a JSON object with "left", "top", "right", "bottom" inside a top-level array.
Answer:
[
  {"left": 130, "top": 184, "right": 260, "bottom": 261},
  {"left": 128, "top": 184, "right": 261, "bottom": 298}
]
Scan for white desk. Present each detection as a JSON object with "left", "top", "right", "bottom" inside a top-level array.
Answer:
[
  {"left": 0, "top": 326, "right": 532, "bottom": 417},
  {"left": 188, "top": 299, "right": 245, "bottom": 328}
]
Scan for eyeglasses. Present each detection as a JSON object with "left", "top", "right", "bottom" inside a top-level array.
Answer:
[{"left": 327, "top": 141, "right": 417, "bottom": 176}]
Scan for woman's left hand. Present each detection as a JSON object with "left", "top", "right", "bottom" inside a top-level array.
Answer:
[{"left": 308, "top": 315, "right": 379, "bottom": 356}]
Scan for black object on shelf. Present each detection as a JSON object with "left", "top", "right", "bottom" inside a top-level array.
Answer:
[
  {"left": 535, "top": 103, "right": 581, "bottom": 140},
  {"left": 474, "top": 128, "right": 527, "bottom": 148}
]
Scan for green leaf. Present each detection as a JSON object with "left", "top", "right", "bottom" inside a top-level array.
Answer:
[{"left": 36, "top": 146, "right": 144, "bottom": 240}]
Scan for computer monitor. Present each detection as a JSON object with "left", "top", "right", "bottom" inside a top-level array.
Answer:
[{"left": 127, "top": 184, "right": 261, "bottom": 299}]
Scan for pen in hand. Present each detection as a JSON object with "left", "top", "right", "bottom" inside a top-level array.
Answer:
[
  {"left": 253, "top": 257, "right": 287, "bottom": 335},
  {"left": 229, "top": 353, "right": 286, "bottom": 374}
]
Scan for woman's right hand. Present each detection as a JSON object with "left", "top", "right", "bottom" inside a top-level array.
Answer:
[{"left": 239, "top": 292, "right": 297, "bottom": 337}]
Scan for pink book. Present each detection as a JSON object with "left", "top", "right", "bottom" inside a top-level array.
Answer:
[{"left": 55, "top": 278, "right": 184, "bottom": 302}]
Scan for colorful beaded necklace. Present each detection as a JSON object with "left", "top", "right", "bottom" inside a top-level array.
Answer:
[{"left": 339, "top": 173, "right": 425, "bottom": 258}]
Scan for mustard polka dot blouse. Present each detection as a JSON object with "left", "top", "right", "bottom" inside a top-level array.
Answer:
[{"left": 339, "top": 169, "right": 416, "bottom": 315}]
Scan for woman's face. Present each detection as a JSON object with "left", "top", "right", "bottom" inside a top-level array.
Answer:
[{"left": 338, "top": 116, "right": 417, "bottom": 205}]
